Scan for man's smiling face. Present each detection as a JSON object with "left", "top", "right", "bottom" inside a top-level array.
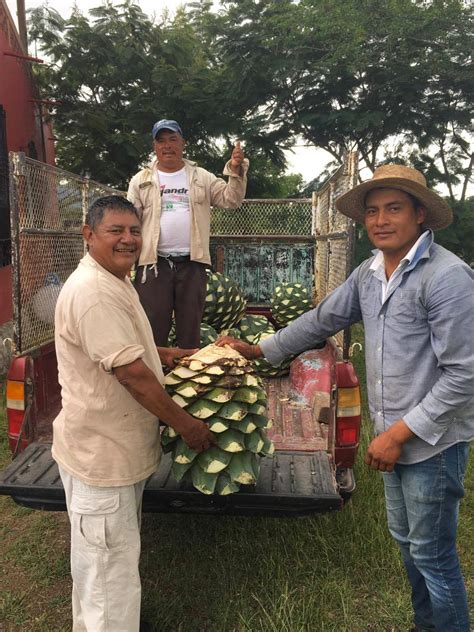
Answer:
[
  {"left": 364, "top": 188, "right": 426, "bottom": 262},
  {"left": 153, "top": 129, "right": 186, "bottom": 173},
  {"left": 82, "top": 208, "right": 142, "bottom": 279}
]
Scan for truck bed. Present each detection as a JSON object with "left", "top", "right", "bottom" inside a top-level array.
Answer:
[
  {"left": 32, "top": 374, "right": 330, "bottom": 449},
  {"left": 0, "top": 442, "right": 346, "bottom": 516},
  {"left": 267, "top": 375, "right": 329, "bottom": 451},
  {"left": 2, "top": 351, "right": 354, "bottom": 516}
]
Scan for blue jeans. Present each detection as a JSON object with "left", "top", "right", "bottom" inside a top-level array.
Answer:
[{"left": 382, "top": 442, "right": 470, "bottom": 632}]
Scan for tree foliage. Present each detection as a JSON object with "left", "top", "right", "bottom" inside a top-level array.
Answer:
[
  {"left": 29, "top": 0, "right": 472, "bottom": 212},
  {"left": 218, "top": 0, "right": 473, "bottom": 200}
]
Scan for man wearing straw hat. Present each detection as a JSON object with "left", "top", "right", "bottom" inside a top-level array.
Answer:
[{"left": 218, "top": 164, "right": 473, "bottom": 631}]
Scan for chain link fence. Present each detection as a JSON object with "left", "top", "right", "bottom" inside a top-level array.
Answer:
[
  {"left": 211, "top": 152, "right": 357, "bottom": 353},
  {"left": 211, "top": 198, "right": 312, "bottom": 236},
  {"left": 9, "top": 153, "right": 120, "bottom": 354},
  {"left": 9, "top": 151, "right": 357, "bottom": 356},
  {"left": 211, "top": 198, "right": 314, "bottom": 304},
  {"left": 313, "top": 152, "right": 358, "bottom": 352}
]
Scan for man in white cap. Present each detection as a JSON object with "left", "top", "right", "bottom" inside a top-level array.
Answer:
[
  {"left": 127, "top": 119, "right": 248, "bottom": 348},
  {"left": 218, "top": 164, "right": 473, "bottom": 632}
]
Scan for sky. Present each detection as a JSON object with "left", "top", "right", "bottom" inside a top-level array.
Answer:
[{"left": 5, "top": 0, "right": 332, "bottom": 185}]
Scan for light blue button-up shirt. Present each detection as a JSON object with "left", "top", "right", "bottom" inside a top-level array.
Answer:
[{"left": 260, "top": 233, "right": 474, "bottom": 464}]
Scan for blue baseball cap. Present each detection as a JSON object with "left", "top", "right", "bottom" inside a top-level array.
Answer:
[{"left": 152, "top": 119, "right": 183, "bottom": 139}]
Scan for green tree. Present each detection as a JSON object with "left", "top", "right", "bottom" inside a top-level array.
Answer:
[
  {"left": 218, "top": 0, "right": 473, "bottom": 196},
  {"left": 436, "top": 198, "right": 474, "bottom": 264},
  {"left": 29, "top": 2, "right": 156, "bottom": 188},
  {"left": 29, "top": 0, "right": 300, "bottom": 194},
  {"left": 29, "top": 0, "right": 472, "bottom": 213}
]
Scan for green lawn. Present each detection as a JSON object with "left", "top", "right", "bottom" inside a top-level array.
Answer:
[{"left": 0, "top": 331, "right": 472, "bottom": 631}]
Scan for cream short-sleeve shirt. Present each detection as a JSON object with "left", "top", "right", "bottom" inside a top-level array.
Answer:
[{"left": 52, "top": 253, "right": 164, "bottom": 486}]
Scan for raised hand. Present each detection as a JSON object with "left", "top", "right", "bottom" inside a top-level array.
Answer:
[{"left": 230, "top": 140, "right": 245, "bottom": 173}]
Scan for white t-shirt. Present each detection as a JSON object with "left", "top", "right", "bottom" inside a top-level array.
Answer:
[{"left": 156, "top": 167, "right": 191, "bottom": 254}]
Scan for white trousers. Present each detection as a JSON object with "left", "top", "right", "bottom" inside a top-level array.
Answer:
[{"left": 59, "top": 467, "right": 147, "bottom": 632}]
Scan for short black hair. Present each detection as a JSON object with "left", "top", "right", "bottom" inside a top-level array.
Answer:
[{"left": 85, "top": 195, "right": 140, "bottom": 230}]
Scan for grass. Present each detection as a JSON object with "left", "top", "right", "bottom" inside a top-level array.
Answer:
[{"left": 0, "top": 328, "right": 472, "bottom": 631}]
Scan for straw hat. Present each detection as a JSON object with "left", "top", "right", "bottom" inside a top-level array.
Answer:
[{"left": 335, "top": 164, "right": 452, "bottom": 230}]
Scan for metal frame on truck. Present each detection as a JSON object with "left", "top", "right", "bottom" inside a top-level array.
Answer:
[{"left": 2, "top": 150, "right": 361, "bottom": 516}]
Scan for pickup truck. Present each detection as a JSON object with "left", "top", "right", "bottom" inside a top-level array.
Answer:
[{"left": 1, "top": 150, "right": 361, "bottom": 516}]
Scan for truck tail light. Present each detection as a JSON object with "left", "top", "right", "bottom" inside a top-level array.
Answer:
[
  {"left": 336, "top": 387, "right": 361, "bottom": 446},
  {"left": 6, "top": 357, "right": 33, "bottom": 456},
  {"left": 7, "top": 380, "right": 25, "bottom": 410},
  {"left": 6, "top": 379, "right": 28, "bottom": 454},
  {"left": 335, "top": 362, "right": 361, "bottom": 467},
  {"left": 336, "top": 415, "right": 360, "bottom": 446}
]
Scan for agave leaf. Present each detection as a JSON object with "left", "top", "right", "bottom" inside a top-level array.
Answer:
[
  {"left": 172, "top": 393, "right": 191, "bottom": 408},
  {"left": 208, "top": 417, "right": 230, "bottom": 433},
  {"left": 171, "top": 459, "right": 193, "bottom": 482},
  {"left": 186, "top": 399, "right": 222, "bottom": 419},
  {"left": 197, "top": 447, "right": 232, "bottom": 474},
  {"left": 242, "top": 373, "right": 262, "bottom": 387},
  {"left": 175, "top": 381, "right": 209, "bottom": 399},
  {"left": 172, "top": 366, "right": 198, "bottom": 380},
  {"left": 215, "top": 376, "right": 242, "bottom": 389},
  {"left": 214, "top": 428, "right": 246, "bottom": 452},
  {"left": 203, "top": 387, "right": 234, "bottom": 403},
  {"left": 218, "top": 401, "right": 248, "bottom": 421},
  {"left": 191, "top": 374, "right": 215, "bottom": 385},
  {"left": 173, "top": 438, "right": 198, "bottom": 464},
  {"left": 191, "top": 467, "right": 218, "bottom": 495},
  {"left": 233, "top": 387, "right": 259, "bottom": 404},
  {"left": 231, "top": 418, "right": 258, "bottom": 434},
  {"left": 188, "top": 360, "right": 208, "bottom": 372},
  {"left": 248, "top": 402, "right": 266, "bottom": 416},
  {"left": 245, "top": 413, "right": 270, "bottom": 429},
  {"left": 245, "top": 430, "right": 265, "bottom": 453},
  {"left": 227, "top": 451, "right": 258, "bottom": 485},
  {"left": 259, "top": 430, "right": 275, "bottom": 456},
  {"left": 204, "top": 365, "right": 226, "bottom": 376},
  {"left": 215, "top": 472, "right": 240, "bottom": 495},
  {"left": 164, "top": 373, "right": 181, "bottom": 386},
  {"left": 228, "top": 366, "right": 246, "bottom": 376}
]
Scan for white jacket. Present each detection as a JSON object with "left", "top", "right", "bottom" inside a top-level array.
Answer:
[{"left": 127, "top": 157, "right": 249, "bottom": 268}]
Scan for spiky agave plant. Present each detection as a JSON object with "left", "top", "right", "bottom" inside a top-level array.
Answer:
[
  {"left": 202, "top": 270, "right": 247, "bottom": 332},
  {"left": 238, "top": 313, "right": 274, "bottom": 344},
  {"left": 163, "top": 344, "right": 274, "bottom": 494},
  {"left": 270, "top": 282, "right": 313, "bottom": 327},
  {"left": 251, "top": 330, "right": 293, "bottom": 378}
]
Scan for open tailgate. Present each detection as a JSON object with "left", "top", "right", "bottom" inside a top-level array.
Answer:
[{"left": 0, "top": 443, "right": 343, "bottom": 516}]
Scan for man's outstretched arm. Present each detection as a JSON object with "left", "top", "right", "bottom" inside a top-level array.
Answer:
[{"left": 114, "top": 358, "right": 215, "bottom": 453}]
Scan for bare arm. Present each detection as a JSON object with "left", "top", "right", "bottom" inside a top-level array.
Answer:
[{"left": 114, "top": 358, "right": 214, "bottom": 452}]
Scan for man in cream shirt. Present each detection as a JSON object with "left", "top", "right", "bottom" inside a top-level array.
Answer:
[
  {"left": 127, "top": 119, "right": 248, "bottom": 348},
  {"left": 53, "top": 195, "right": 214, "bottom": 632}
]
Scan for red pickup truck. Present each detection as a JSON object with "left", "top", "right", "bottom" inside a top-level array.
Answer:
[{"left": 1, "top": 151, "right": 361, "bottom": 516}]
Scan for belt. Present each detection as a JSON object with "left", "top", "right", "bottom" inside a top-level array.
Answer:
[{"left": 158, "top": 254, "right": 190, "bottom": 263}]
